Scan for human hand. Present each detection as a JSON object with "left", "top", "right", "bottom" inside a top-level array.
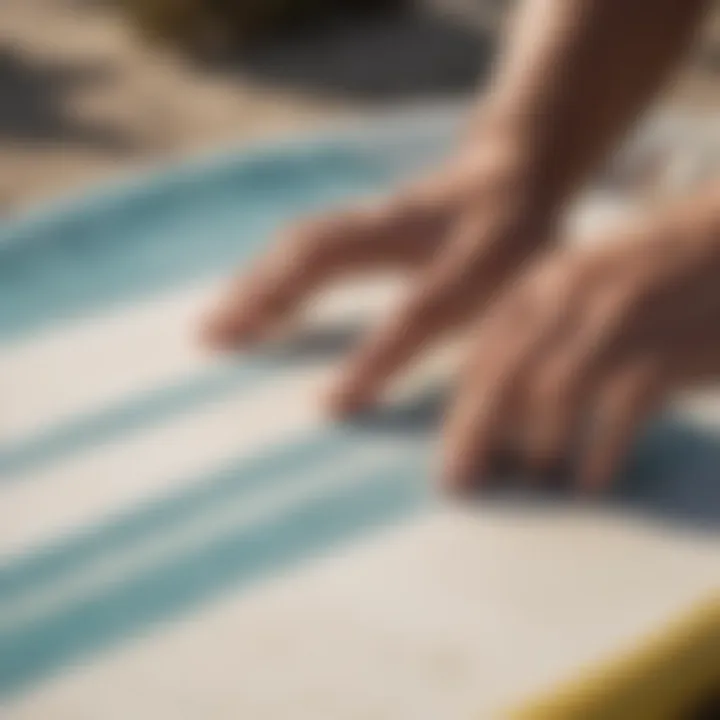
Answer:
[
  {"left": 443, "top": 186, "right": 720, "bottom": 492},
  {"left": 203, "top": 133, "right": 558, "bottom": 412}
]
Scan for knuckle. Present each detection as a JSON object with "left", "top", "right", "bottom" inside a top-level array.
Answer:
[
  {"left": 518, "top": 256, "right": 577, "bottom": 314},
  {"left": 592, "top": 283, "right": 641, "bottom": 349},
  {"left": 407, "top": 288, "right": 450, "bottom": 329},
  {"left": 408, "top": 271, "right": 461, "bottom": 322},
  {"left": 534, "top": 360, "right": 576, "bottom": 415},
  {"left": 280, "top": 214, "right": 351, "bottom": 275}
]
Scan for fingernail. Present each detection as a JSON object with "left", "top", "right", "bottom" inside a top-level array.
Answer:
[{"left": 441, "top": 454, "right": 474, "bottom": 496}]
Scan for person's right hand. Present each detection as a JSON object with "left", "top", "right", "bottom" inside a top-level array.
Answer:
[{"left": 203, "top": 132, "right": 561, "bottom": 415}]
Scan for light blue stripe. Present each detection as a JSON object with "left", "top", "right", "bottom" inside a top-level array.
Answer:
[
  {"left": 0, "top": 111, "right": 457, "bottom": 698},
  {"left": 0, "top": 360, "right": 268, "bottom": 479},
  {"left": 0, "top": 136, "right": 443, "bottom": 344},
  {"left": 0, "top": 389, "right": 442, "bottom": 613},
  {"left": 1, "top": 321, "right": 367, "bottom": 482},
  {"left": 0, "top": 427, "right": 370, "bottom": 605},
  {"left": 0, "top": 168, "right": 374, "bottom": 342},
  {"left": 0, "top": 456, "right": 431, "bottom": 698}
]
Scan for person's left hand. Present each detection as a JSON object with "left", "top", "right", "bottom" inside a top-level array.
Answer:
[{"left": 443, "top": 187, "right": 720, "bottom": 493}]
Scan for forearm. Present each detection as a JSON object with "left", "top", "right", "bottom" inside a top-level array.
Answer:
[{"left": 474, "top": 0, "right": 709, "bottom": 206}]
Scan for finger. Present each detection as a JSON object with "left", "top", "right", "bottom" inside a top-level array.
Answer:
[
  {"left": 441, "top": 285, "right": 553, "bottom": 491},
  {"left": 578, "top": 358, "right": 665, "bottom": 493},
  {"left": 328, "top": 212, "right": 536, "bottom": 415},
  {"left": 524, "top": 272, "right": 640, "bottom": 479},
  {"left": 442, "top": 358, "right": 523, "bottom": 492},
  {"left": 524, "top": 319, "right": 612, "bottom": 478},
  {"left": 203, "top": 198, "right": 448, "bottom": 348},
  {"left": 443, "top": 248, "right": 615, "bottom": 489},
  {"left": 524, "top": 345, "right": 590, "bottom": 481}
]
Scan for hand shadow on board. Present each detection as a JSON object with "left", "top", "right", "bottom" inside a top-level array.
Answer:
[
  {"left": 262, "top": 320, "right": 365, "bottom": 361},
  {"left": 350, "top": 386, "right": 720, "bottom": 533},
  {"left": 264, "top": 321, "right": 719, "bottom": 532}
]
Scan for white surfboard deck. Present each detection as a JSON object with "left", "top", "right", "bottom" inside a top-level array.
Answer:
[
  {"left": 1, "top": 108, "right": 719, "bottom": 718},
  {"left": 1, "top": 266, "right": 718, "bottom": 719}
]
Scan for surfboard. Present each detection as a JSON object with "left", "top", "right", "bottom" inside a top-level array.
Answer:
[{"left": 1, "top": 106, "right": 718, "bottom": 719}]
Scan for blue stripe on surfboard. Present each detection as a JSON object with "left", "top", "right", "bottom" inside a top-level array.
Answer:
[
  {"left": 0, "top": 143, "right": 415, "bottom": 344},
  {"left": 0, "top": 458, "right": 431, "bottom": 698},
  {"left": 1, "top": 321, "right": 369, "bottom": 482},
  {"left": 0, "top": 360, "right": 270, "bottom": 480},
  {"left": 0, "top": 112, "right": 454, "bottom": 697},
  {"left": 0, "top": 427, "right": 375, "bottom": 605}
]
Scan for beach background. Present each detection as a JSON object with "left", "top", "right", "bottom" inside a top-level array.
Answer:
[
  {"left": 2, "top": 4, "right": 720, "bottom": 717},
  {"left": 2, "top": 0, "right": 720, "bottom": 216}
]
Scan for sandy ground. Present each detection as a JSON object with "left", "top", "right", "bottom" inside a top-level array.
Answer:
[
  {"left": 1, "top": 0, "right": 719, "bottom": 215},
  {"left": 0, "top": 0, "right": 353, "bottom": 214}
]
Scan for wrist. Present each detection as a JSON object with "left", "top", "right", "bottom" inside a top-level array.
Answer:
[
  {"left": 460, "top": 95, "right": 586, "bottom": 213},
  {"left": 452, "top": 129, "right": 563, "bottom": 232}
]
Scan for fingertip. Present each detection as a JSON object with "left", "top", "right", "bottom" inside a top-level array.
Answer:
[
  {"left": 198, "top": 313, "right": 230, "bottom": 349},
  {"left": 441, "top": 466, "right": 473, "bottom": 497},
  {"left": 441, "top": 431, "right": 474, "bottom": 497},
  {"left": 324, "top": 380, "right": 373, "bottom": 418},
  {"left": 440, "top": 438, "right": 484, "bottom": 496},
  {"left": 200, "top": 313, "right": 253, "bottom": 350},
  {"left": 325, "top": 350, "right": 386, "bottom": 417}
]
